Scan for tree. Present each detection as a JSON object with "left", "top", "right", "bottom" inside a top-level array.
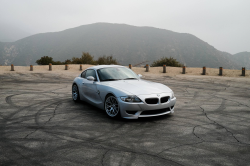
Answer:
[
  {"left": 35, "top": 52, "right": 119, "bottom": 66},
  {"left": 81, "top": 52, "right": 95, "bottom": 64},
  {"left": 64, "top": 59, "right": 72, "bottom": 64},
  {"left": 96, "top": 55, "right": 119, "bottom": 65},
  {"left": 151, "top": 57, "right": 183, "bottom": 67},
  {"left": 52, "top": 61, "right": 63, "bottom": 65},
  {"left": 71, "top": 52, "right": 95, "bottom": 64},
  {"left": 71, "top": 57, "right": 82, "bottom": 64},
  {"left": 36, "top": 56, "right": 53, "bottom": 65}
]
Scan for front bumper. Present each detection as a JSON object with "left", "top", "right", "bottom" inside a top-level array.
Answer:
[{"left": 118, "top": 93, "right": 176, "bottom": 119}]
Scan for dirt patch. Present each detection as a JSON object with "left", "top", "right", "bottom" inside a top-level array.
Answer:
[{"left": 0, "top": 65, "right": 249, "bottom": 79}]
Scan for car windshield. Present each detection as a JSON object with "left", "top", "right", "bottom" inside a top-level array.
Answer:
[{"left": 97, "top": 67, "right": 138, "bottom": 81}]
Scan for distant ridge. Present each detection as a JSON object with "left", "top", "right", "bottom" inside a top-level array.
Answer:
[
  {"left": 231, "top": 52, "right": 250, "bottom": 69},
  {"left": 0, "top": 23, "right": 249, "bottom": 69}
]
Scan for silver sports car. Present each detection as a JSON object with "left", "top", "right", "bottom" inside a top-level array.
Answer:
[{"left": 72, "top": 65, "right": 176, "bottom": 119}]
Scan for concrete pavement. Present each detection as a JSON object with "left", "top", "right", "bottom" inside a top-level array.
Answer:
[{"left": 0, "top": 73, "right": 250, "bottom": 166}]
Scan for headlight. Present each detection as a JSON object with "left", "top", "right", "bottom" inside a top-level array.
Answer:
[
  {"left": 171, "top": 91, "right": 175, "bottom": 99},
  {"left": 120, "top": 96, "right": 142, "bottom": 102}
]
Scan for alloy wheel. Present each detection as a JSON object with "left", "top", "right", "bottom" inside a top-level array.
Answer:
[
  {"left": 105, "top": 96, "right": 119, "bottom": 117},
  {"left": 72, "top": 85, "right": 79, "bottom": 101}
]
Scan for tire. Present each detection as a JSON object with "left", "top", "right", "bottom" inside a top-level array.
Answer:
[
  {"left": 105, "top": 95, "right": 120, "bottom": 118},
  {"left": 72, "top": 84, "right": 80, "bottom": 102}
]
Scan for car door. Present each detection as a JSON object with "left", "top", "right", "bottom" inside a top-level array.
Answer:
[{"left": 82, "top": 69, "right": 102, "bottom": 104}]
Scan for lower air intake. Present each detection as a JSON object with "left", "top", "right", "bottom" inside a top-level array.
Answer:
[
  {"left": 126, "top": 111, "right": 137, "bottom": 115},
  {"left": 140, "top": 108, "right": 170, "bottom": 115}
]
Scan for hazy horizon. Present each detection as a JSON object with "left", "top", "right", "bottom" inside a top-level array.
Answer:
[{"left": 1, "top": 0, "right": 249, "bottom": 54}]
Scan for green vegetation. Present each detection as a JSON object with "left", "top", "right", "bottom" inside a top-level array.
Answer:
[
  {"left": 96, "top": 55, "right": 118, "bottom": 65},
  {"left": 71, "top": 52, "right": 95, "bottom": 64},
  {"left": 36, "top": 56, "right": 53, "bottom": 65},
  {"left": 36, "top": 52, "right": 118, "bottom": 65},
  {"left": 151, "top": 57, "right": 183, "bottom": 67}
]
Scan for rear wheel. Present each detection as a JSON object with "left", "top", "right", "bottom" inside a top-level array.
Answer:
[
  {"left": 72, "top": 84, "right": 80, "bottom": 102},
  {"left": 105, "top": 95, "right": 120, "bottom": 118}
]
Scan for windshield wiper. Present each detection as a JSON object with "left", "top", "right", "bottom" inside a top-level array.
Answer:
[
  {"left": 102, "top": 79, "right": 121, "bottom": 81},
  {"left": 123, "top": 78, "right": 137, "bottom": 80}
]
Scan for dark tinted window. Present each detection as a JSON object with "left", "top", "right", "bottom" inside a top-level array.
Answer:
[
  {"left": 85, "top": 70, "right": 97, "bottom": 80},
  {"left": 81, "top": 71, "right": 86, "bottom": 78}
]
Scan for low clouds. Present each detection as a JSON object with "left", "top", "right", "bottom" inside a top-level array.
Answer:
[{"left": 0, "top": 0, "right": 249, "bottom": 54}]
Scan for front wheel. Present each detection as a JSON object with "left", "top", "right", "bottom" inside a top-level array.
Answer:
[
  {"left": 105, "top": 95, "right": 120, "bottom": 118},
  {"left": 72, "top": 84, "right": 80, "bottom": 102}
]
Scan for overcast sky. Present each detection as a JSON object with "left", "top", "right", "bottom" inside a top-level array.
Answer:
[{"left": 1, "top": 0, "right": 249, "bottom": 54}]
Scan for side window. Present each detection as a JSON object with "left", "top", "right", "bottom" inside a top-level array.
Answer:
[
  {"left": 81, "top": 71, "right": 86, "bottom": 78},
  {"left": 85, "top": 70, "right": 97, "bottom": 80}
]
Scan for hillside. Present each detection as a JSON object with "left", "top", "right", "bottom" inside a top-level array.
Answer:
[
  {"left": 232, "top": 52, "right": 250, "bottom": 69},
  {"left": 0, "top": 23, "right": 245, "bottom": 69}
]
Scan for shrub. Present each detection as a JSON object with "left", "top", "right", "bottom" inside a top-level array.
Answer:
[
  {"left": 81, "top": 52, "right": 95, "bottom": 64},
  {"left": 71, "top": 52, "right": 95, "bottom": 64},
  {"left": 151, "top": 57, "right": 183, "bottom": 67},
  {"left": 52, "top": 61, "right": 63, "bottom": 65},
  {"left": 36, "top": 52, "right": 119, "bottom": 65},
  {"left": 96, "top": 55, "right": 118, "bottom": 65},
  {"left": 64, "top": 59, "right": 72, "bottom": 64},
  {"left": 71, "top": 57, "right": 82, "bottom": 64},
  {"left": 36, "top": 56, "right": 53, "bottom": 65}
]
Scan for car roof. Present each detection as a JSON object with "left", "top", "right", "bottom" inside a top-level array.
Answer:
[{"left": 87, "top": 65, "right": 125, "bottom": 70}]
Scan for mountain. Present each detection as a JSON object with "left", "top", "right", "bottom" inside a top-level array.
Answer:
[
  {"left": 0, "top": 23, "right": 246, "bottom": 69},
  {"left": 232, "top": 52, "right": 250, "bottom": 69}
]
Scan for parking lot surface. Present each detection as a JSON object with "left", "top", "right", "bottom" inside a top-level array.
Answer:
[{"left": 0, "top": 73, "right": 250, "bottom": 166}]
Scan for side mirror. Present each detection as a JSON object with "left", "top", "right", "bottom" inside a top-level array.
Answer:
[
  {"left": 138, "top": 74, "right": 142, "bottom": 78},
  {"left": 87, "top": 76, "right": 95, "bottom": 81}
]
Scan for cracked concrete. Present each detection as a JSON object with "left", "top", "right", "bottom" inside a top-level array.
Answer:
[{"left": 0, "top": 73, "right": 250, "bottom": 166}]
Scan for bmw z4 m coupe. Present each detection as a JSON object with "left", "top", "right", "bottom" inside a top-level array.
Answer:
[{"left": 72, "top": 65, "right": 176, "bottom": 119}]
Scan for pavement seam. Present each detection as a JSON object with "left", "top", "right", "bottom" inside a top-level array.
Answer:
[{"left": 199, "top": 106, "right": 250, "bottom": 145}]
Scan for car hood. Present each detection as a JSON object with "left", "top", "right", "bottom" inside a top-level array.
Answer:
[{"left": 102, "top": 79, "right": 172, "bottom": 95}]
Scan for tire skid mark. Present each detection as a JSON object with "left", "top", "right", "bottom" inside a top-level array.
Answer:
[
  {"left": 41, "top": 127, "right": 182, "bottom": 165},
  {"left": 5, "top": 94, "right": 21, "bottom": 108},
  {"left": 24, "top": 99, "right": 68, "bottom": 139},
  {"left": 213, "top": 99, "right": 226, "bottom": 112},
  {"left": 101, "top": 149, "right": 110, "bottom": 166},
  {"left": 1, "top": 93, "right": 69, "bottom": 164},
  {"left": 157, "top": 141, "right": 204, "bottom": 156},
  {"left": 44, "top": 128, "right": 185, "bottom": 166},
  {"left": 4, "top": 97, "right": 69, "bottom": 125},
  {"left": 2, "top": 74, "right": 250, "bottom": 165}
]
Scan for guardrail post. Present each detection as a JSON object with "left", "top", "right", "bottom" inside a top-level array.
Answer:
[
  {"left": 202, "top": 66, "right": 206, "bottom": 75},
  {"left": 182, "top": 66, "right": 186, "bottom": 74},
  {"left": 80, "top": 64, "right": 82, "bottom": 70},
  {"left": 49, "top": 63, "right": 52, "bottom": 71},
  {"left": 146, "top": 64, "right": 149, "bottom": 72},
  {"left": 129, "top": 64, "right": 132, "bottom": 69},
  {"left": 65, "top": 64, "right": 68, "bottom": 70},
  {"left": 11, "top": 64, "right": 14, "bottom": 71},
  {"left": 163, "top": 65, "right": 166, "bottom": 73},
  {"left": 242, "top": 67, "right": 245, "bottom": 76},
  {"left": 219, "top": 67, "right": 223, "bottom": 76},
  {"left": 30, "top": 65, "right": 33, "bottom": 71}
]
